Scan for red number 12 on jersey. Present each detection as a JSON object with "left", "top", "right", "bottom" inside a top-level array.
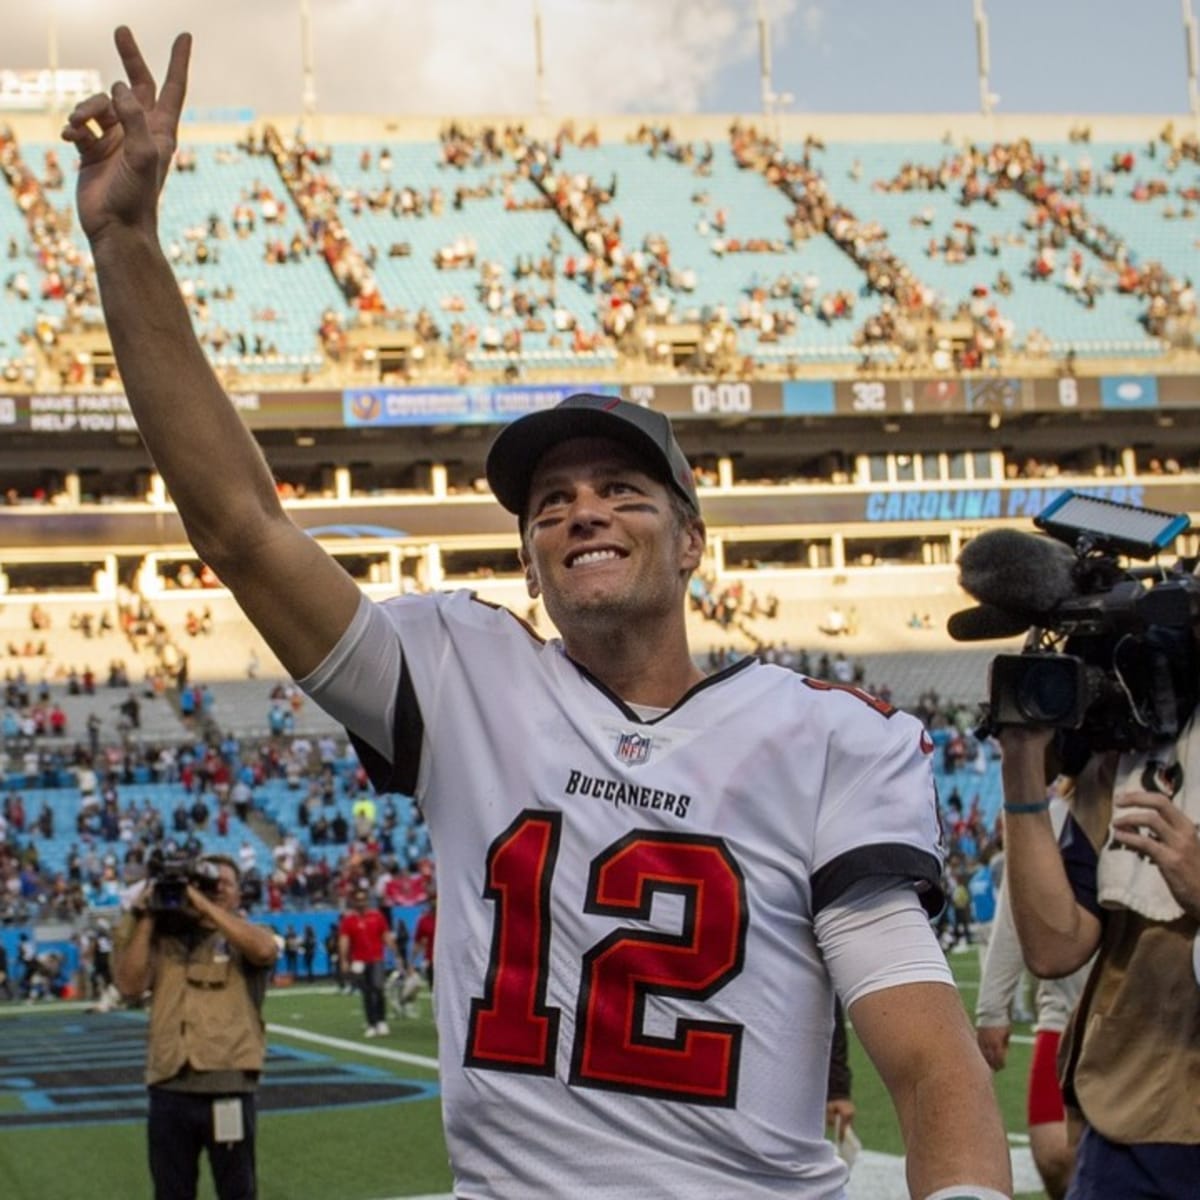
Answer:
[{"left": 465, "top": 811, "right": 748, "bottom": 1106}]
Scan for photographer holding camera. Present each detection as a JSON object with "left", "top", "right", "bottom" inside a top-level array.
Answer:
[
  {"left": 1000, "top": 727, "right": 1200, "bottom": 1198},
  {"left": 113, "top": 854, "right": 277, "bottom": 1200},
  {"left": 954, "top": 494, "right": 1200, "bottom": 1198}
]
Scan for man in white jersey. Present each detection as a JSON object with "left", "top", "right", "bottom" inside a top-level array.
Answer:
[
  {"left": 976, "top": 779, "right": 1090, "bottom": 1199},
  {"left": 65, "top": 27, "right": 1012, "bottom": 1200}
]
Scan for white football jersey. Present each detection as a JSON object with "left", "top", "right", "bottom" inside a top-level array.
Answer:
[{"left": 301, "top": 591, "right": 946, "bottom": 1199}]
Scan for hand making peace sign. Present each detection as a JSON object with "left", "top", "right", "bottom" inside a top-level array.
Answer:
[{"left": 61, "top": 26, "right": 192, "bottom": 245}]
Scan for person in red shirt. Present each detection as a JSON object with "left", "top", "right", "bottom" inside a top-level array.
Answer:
[
  {"left": 413, "top": 896, "right": 437, "bottom": 990},
  {"left": 338, "top": 882, "right": 398, "bottom": 1037}
]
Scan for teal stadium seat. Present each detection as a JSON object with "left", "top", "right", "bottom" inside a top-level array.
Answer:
[
  {"left": 816, "top": 139, "right": 1170, "bottom": 353},
  {"left": 151, "top": 142, "right": 346, "bottom": 365},
  {"left": 554, "top": 140, "right": 878, "bottom": 360},
  {"left": 327, "top": 141, "right": 602, "bottom": 354},
  {"left": 4, "top": 128, "right": 1195, "bottom": 375}
]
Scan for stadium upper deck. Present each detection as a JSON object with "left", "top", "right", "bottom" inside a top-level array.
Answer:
[{"left": 1, "top": 110, "right": 1198, "bottom": 390}]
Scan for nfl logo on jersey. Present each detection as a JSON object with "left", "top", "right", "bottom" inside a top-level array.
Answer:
[{"left": 615, "top": 731, "right": 653, "bottom": 766}]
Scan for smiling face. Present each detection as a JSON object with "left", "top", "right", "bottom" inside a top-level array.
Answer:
[{"left": 520, "top": 436, "right": 704, "bottom": 643}]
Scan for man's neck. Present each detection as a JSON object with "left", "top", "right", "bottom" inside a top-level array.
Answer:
[{"left": 563, "top": 628, "right": 705, "bottom": 710}]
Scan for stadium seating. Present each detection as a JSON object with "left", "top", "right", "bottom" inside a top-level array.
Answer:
[
  {"left": 0, "top": 184, "right": 37, "bottom": 369},
  {"left": 255, "top": 773, "right": 431, "bottom": 864},
  {"left": 150, "top": 142, "right": 338, "bottom": 366},
  {"left": 3, "top": 122, "right": 1195, "bottom": 378},
  {"left": 815, "top": 140, "right": 1163, "bottom": 352},
  {"left": 326, "top": 141, "right": 604, "bottom": 359},
  {"left": 1, "top": 779, "right": 275, "bottom": 886}
]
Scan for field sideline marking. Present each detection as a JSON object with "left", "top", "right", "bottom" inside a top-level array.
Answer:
[{"left": 267, "top": 1022, "right": 440, "bottom": 1071}]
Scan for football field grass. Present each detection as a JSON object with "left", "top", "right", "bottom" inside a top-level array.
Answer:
[{"left": 0, "top": 951, "right": 1047, "bottom": 1199}]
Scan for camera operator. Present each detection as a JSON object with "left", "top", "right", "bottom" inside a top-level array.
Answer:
[
  {"left": 1000, "top": 725, "right": 1200, "bottom": 1200},
  {"left": 113, "top": 855, "right": 277, "bottom": 1200}
]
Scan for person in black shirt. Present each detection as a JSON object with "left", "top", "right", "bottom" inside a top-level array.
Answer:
[{"left": 301, "top": 926, "right": 317, "bottom": 980}]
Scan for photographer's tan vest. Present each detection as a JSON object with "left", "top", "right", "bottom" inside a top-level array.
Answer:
[
  {"left": 145, "top": 930, "right": 267, "bottom": 1087},
  {"left": 1060, "top": 909, "right": 1200, "bottom": 1144}
]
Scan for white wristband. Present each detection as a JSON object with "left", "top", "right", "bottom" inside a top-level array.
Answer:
[{"left": 925, "top": 1188, "right": 1010, "bottom": 1200}]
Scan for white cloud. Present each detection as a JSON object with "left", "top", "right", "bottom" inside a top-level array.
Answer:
[
  {"left": 800, "top": 1, "right": 827, "bottom": 43},
  {"left": 6, "top": 0, "right": 798, "bottom": 115}
]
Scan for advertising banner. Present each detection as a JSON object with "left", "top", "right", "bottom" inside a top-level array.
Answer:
[
  {"left": 1100, "top": 375, "right": 1158, "bottom": 409},
  {"left": 0, "top": 390, "right": 345, "bottom": 433},
  {"left": 342, "top": 383, "right": 622, "bottom": 427},
  {"left": 6, "top": 372, "right": 1200, "bottom": 438}
]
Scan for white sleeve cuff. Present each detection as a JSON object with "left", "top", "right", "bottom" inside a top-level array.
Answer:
[{"left": 815, "top": 877, "right": 952, "bottom": 1009}]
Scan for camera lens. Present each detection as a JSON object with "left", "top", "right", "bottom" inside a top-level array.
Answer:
[{"left": 1017, "top": 659, "right": 1078, "bottom": 723}]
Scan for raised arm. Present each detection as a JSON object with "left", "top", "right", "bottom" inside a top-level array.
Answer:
[
  {"left": 186, "top": 885, "right": 279, "bottom": 968},
  {"left": 63, "top": 27, "right": 361, "bottom": 678},
  {"left": 998, "top": 728, "right": 1102, "bottom": 978},
  {"left": 112, "top": 908, "right": 155, "bottom": 998}
]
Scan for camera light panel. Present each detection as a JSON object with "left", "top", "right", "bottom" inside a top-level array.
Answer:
[{"left": 1035, "top": 490, "right": 1190, "bottom": 560}]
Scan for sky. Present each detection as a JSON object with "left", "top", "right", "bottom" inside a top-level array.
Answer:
[{"left": 6, "top": 0, "right": 1198, "bottom": 118}]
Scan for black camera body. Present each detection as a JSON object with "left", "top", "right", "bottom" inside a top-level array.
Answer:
[
  {"left": 988, "top": 578, "right": 1200, "bottom": 751},
  {"left": 963, "top": 493, "right": 1200, "bottom": 753},
  {"left": 146, "top": 851, "right": 221, "bottom": 919},
  {"left": 989, "top": 653, "right": 1102, "bottom": 730}
]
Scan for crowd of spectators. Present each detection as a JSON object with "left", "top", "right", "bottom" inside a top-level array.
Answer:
[
  {"left": 1, "top": 596, "right": 1014, "bottom": 1036},
  {"left": 263, "top": 128, "right": 390, "bottom": 327},
  {"left": 865, "top": 129, "right": 1199, "bottom": 342},
  {"left": 688, "top": 571, "right": 780, "bottom": 637},
  {"left": 0, "top": 713, "right": 435, "bottom": 932},
  {"left": 0, "top": 129, "right": 97, "bottom": 351},
  {"left": 912, "top": 135, "right": 1200, "bottom": 342},
  {"left": 3, "top": 115, "right": 1199, "bottom": 386}
]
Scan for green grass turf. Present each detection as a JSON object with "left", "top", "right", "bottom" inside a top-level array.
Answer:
[
  {"left": 0, "top": 956, "right": 1047, "bottom": 1200},
  {"left": 0, "top": 987, "right": 449, "bottom": 1200}
]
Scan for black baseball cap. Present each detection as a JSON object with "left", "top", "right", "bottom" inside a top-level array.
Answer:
[{"left": 485, "top": 393, "right": 700, "bottom": 519}]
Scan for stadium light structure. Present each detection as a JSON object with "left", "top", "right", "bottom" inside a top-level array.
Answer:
[
  {"left": 533, "top": 0, "right": 549, "bottom": 119},
  {"left": 300, "top": 0, "right": 318, "bottom": 129},
  {"left": 973, "top": 0, "right": 997, "bottom": 117},
  {"left": 756, "top": 0, "right": 793, "bottom": 140},
  {"left": 47, "top": 0, "right": 60, "bottom": 120},
  {"left": 757, "top": 0, "right": 774, "bottom": 118},
  {"left": 1185, "top": 0, "right": 1200, "bottom": 120}
]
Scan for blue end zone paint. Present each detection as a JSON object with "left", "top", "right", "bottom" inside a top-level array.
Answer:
[{"left": 0, "top": 1011, "right": 438, "bottom": 1131}]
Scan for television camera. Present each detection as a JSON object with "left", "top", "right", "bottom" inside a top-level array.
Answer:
[
  {"left": 145, "top": 849, "right": 223, "bottom": 930},
  {"left": 949, "top": 491, "right": 1200, "bottom": 754}
]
